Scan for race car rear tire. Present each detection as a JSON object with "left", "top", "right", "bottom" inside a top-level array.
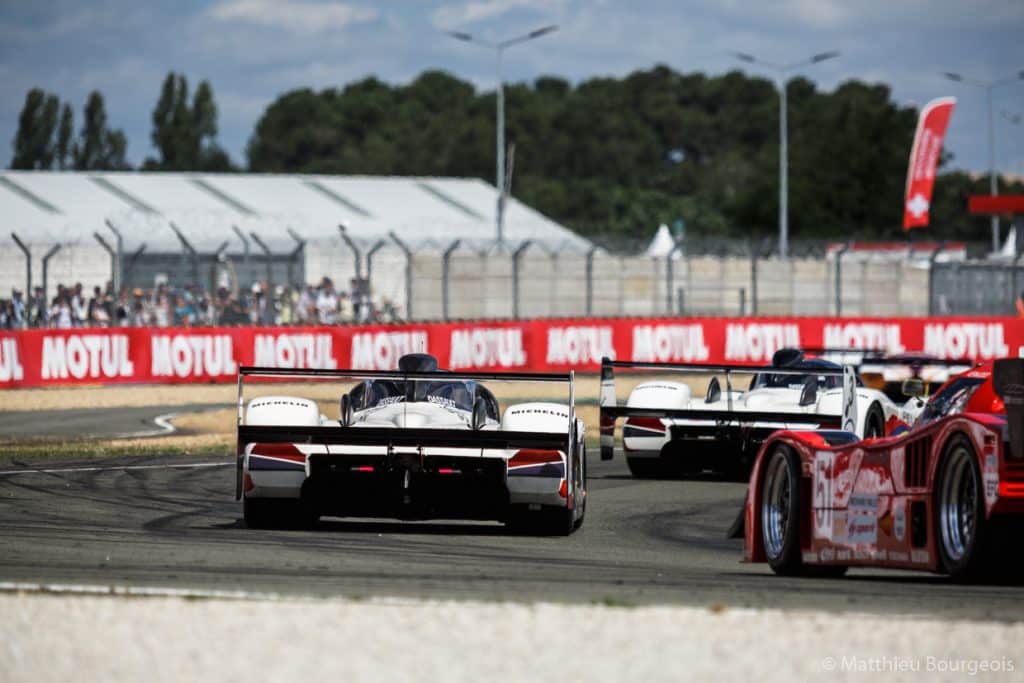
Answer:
[
  {"left": 805, "top": 564, "right": 849, "bottom": 578},
  {"left": 538, "top": 507, "right": 575, "bottom": 536},
  {"left": 864, "top": 403, "right": 885, "bottom": 439},
  {"left": 935, "top": 435, "right": 986, "bottom": 581},
  {"left": 760, "top": 445, "right": 805, "bottom": 576},
  {"left": 626, "top": 456, "right": 665, "bottom": 478},
  {"left": 243, "top": 497, "right": 316, "bottom": 530},
  {"left": 573, "top": 446, "right": 587, "bottom": 530},
  {"left": 505, "top": 507, "right": 574, "bottom": 536}
]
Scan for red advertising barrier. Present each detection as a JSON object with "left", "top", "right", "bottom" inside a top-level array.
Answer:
[{"left": 1, "top": 317, "right": 1021, "bottom": 388}]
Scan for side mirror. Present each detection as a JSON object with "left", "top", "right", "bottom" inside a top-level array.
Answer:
[
  {"left": 339, "top": 393, "right": 354, "bottom": 427},
  {"left": 471, "top": 397, "right": 488, "bottom": 431},
  {"left": 705, "top": 376, "right": 721, "bottom": 404},
  {"left": 798, "top": 377, "right": 818, "bottom": 407},
  {"left": 901, "top": 378, "right": 926, "bottom": 398}
]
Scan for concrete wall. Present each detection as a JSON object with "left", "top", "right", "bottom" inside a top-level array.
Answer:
[{"left": 359, "top": 251, "right": 935, "bottom": 321}]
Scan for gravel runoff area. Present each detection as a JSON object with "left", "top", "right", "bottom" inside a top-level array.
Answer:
[{"left": 2, "top": 589, "right": 1021, "bottom": 682}]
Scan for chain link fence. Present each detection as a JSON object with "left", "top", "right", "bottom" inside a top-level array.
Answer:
[
  {"left": 328, "top": 233, "right": 992, "bottom": 321},
  {"left": 5, "top": 228, "right": 1012, "bottom": 322},
  {"left": 929, "top": 262, "right": 1024, "bottom": 315}
]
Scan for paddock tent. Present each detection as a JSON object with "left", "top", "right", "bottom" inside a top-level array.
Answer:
[{"left": 0, "top": 171, "right": 588, "bottom": 302}]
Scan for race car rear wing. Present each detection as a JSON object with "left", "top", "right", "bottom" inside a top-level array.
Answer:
[
  {"left": 235, "top": 366, "right": 577, "bottom": 498},
  {"left": 598, "top": 358, "right": 857, "bottom": 461}
]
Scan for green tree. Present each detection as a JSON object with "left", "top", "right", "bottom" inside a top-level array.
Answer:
[
  {"left": 73, "top": 91, "right": 129, "bottom": 170},
  {"left": 147, "top": 72, "right": 233, "bottom": 170},
  {"left": 56, "top": 103, "right": 74, "bottom": 169},
  {"left": 149, "top": 72, "right": 181, "bottom": 168},
  {"left": 245, "top": 66, "right": 1005, "bottom": 245},
  {"left": 10, "top": 89, "right": 60, "bottom": 169}
]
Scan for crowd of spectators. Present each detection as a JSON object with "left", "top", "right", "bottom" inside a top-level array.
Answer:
[{"left": 0, "top": 277, "right": 402, "bottom": 330}]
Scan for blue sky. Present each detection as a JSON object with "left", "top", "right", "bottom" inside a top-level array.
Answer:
[{"left": 1, "top": 0, "right": 1022, "bottom": 177}]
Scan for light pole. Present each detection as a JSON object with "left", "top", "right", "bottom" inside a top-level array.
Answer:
[
  {"left": 943, "top": 70, "right": 1024, "bottom": 253},
  {"left": 1002, "top": 110, "right": 1023, "bottom": 178},
  {"left": 446, "top": 25, "right": 558, "bottom": 248},
  {"left": 734, "top": 50, "right": 840, "bottom": 259}
]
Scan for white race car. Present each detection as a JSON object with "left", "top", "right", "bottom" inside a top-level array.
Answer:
[
  {"left": 236, "top": 354, "right": 586, "bottom": 535},
  {"left": 599, "top": 349, "right": 904, "bottom": 479}
]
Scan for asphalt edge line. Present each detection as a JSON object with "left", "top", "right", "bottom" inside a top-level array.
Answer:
[
  {"left": 0, "top": 462, "right": 231, "bottom": 476},
  {"left": 111, "top": 411, "right": 179, "bottom": 439}
]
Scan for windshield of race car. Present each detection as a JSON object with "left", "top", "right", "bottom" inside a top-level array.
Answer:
[
  {"left": 917, "top": 376, "right": 986, "bottom": 426},
  {"left": 362, "top": 379, "right": 477, "bottom": 411},
  {"left": 751, "top": 372, "right": 843, "bottom": 390}
]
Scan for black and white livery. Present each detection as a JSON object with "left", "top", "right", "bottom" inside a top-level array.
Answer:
[
  {"left": 236, "top": 354, "right": 586, "bottom": 534},
  {"left": 599, "top": 349, "right": 902, "bottom": 478}
]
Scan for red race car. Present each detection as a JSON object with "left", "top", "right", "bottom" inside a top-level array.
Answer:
[{"left": 744, "top": 358, "right": 1024, "bottom": 581}]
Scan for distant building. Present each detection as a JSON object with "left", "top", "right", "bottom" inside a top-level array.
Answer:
[{"left": 0, "top": 171, "right": 588, "bottom": 301}]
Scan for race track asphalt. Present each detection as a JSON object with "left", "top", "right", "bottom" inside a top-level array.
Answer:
[{"left": 1, "top": 449, "right": 1022, "bottom": 621}]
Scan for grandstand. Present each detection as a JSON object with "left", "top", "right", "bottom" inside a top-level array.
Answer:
[{"left": 0, "top": 171, "right": 589, "bottom": 303}]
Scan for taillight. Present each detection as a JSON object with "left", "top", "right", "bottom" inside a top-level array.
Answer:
[
  {"left": 243, "top": 473, "right": 255, "bottom": 492},
  {"left": 438, "top": 468, "right": 458, "bottom": 475},
  {"left": 558, "top": 479, "right": 568, "bottom": 498},
  {"left": 353, "top": 465, "right": 374, "bottom": 473}
]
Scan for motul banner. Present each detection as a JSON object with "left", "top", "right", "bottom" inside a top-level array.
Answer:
[
  {"left": 1, "top": 316, "right": 1022, "bottom": 389},
  {"left": 903, "top": 96, "right": 956, "bottom": 230}
]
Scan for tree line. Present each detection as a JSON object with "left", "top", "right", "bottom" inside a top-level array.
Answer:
[
  {"left": 11, "top": 72, "right": 232, "bottom": 174},
  {"left": 11, "top": 67, "right": 1020, "bottom": 242}
]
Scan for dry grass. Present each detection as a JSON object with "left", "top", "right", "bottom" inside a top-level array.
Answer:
[
  {"left": 0, "top": 384, "right": 238, "bottom": 412},
  {"left": 0, "top": 372, "right": 726, "bottom": 412},
  {"left": 0, "top": 371, "right": 727, "bottom": 457}
]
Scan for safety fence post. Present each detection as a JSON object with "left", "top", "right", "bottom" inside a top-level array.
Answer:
[
  {"left": 389, "top": 232, "right": 413, "bottom": 321},
  {"left": 441, "top": 239, "right": 462, "bottom": 321}
]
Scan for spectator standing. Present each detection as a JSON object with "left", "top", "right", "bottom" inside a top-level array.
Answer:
[
  {"left": 87, "top": 298, "right": 110, "bottom": 327},
  {"left": 50, "top": 293, "right": 73, "bottom": 328},
  {"left": 338, "top": 291, "right": 353, "bottom": 322},
  {"left": 70, "top": 283, "right": 87, "bottom": 326},
  {"left": 220, "top": 294, "right": 248, "bottom": 325},
  {"left": 316, "top": 277, "right": 339, "bottom": 324},
  {"left": 88, "top": 286, "right": 111, "bottom": 323},
  {"left": 9, "top": 289, "right": 26, "bottom": 329},
  {"left": 173, "top": 294, "right": 196, "bottom": 326},
  {"left": 114, "top": 290, "right": 131, "bottom": 326},
  {"left": 249, "top": 283, "right": 269, "bottom": 325},
  {"left": 297, "top": 285, "right": 316, "bottom": 324},
  {"left": 196, "top": 293, "right": 216, "bottom": 326},
  {"left": 275, "top": 285, "right": 294, "bottom": 325},
  {"left": 28, "top": 287, "right": 47, "bottom": 327},
  {"left": 153, "top": 292, "right": 169, "bottom": 327},
  {"left": 131, "top": 289, "right": 150, "bottom": 326}
]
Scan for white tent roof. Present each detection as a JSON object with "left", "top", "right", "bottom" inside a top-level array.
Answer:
[
  {"left": 644, "top": 223, "right": 680, "bottom": 258},
  {"left": 0, "top": 171, "right": 589, "bottom": 252}
]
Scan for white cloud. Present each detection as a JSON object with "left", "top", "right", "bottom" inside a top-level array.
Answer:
[
  {"left": 714, "top": 0, "right": 1024, "bottom": 31},
  {"left": 208, "top": 0, "right": 378, "bottom": 34},
  {"left": 431, "top": 0, "right": 564, "bottom": 29}
]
